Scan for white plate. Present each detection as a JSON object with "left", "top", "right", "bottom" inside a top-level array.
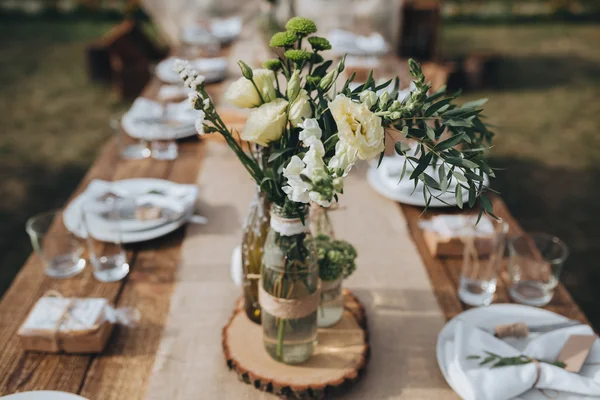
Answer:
[
  {"left": 63, "top": 179, "right": 198, "bottom": 244},
  {"left": 367, "top": 167, "right": 463, "bottom": 207},
  {"left": 121, "top": 98, "right": 197, "bottom": 140},
  {"left": 436, "top": 304, "right": 591, "bottom": 400},
  {"left": 0, "top": 392, "right": 88, "bottom": 400},
  {"left": 155, "top": 57, "right": 228, "bottom": 85}
]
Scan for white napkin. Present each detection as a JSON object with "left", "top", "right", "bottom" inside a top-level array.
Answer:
[
  {"left": 328, "top": 29, "right": 389, "bottom": 56},
  {"left": 157, "top": 85, "right": 191, "bottom": 102},
  {"left": 419, "top": 215, "right": 494, "bottom": 238},
  {"left": 449, "top": 320, "right": 600, "bottom": 400},
  {"left": 121, "top": 98, "right": 197, "bottom": 140}
]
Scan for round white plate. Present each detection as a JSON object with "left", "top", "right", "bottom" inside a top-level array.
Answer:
[
  {"left": 437, "top": 304, "right": 571, "bottom": 400},
  {"left": 64, "top": 179, "right": 197, "bottom": 244},
  {"left": 155, "top": 57, "right": 228, "bottom": 85},
  {"left": 367, "top": 167, "right": 463, "bottom": 207},
  {"left": 0, "top": 392, "right": 88, "bottom": 400}
]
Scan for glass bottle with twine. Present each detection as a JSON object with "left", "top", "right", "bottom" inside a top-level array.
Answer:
[{"left": 260, "top": 203, "right": 319, "bottom": 364}]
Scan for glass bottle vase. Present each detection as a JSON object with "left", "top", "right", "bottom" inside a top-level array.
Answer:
[
  {"left": 260, "top": 204, "right": 319, "bottom": 364},
  {"left": 241, "top": 188, "right": 271, "bottom": 324}
]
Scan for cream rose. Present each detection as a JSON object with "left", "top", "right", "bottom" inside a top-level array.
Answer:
[
  {"left": 329, "top": 94, "right": 385, "bottom": 161},
  {"left": 224, "top": 69, "right": 277, "bottom": 108},
  {"left": 241, "top": 98, "right": 288, "bottom": 146},
  {"left": 288, "top": 90, "right": 312, "bottom": 127}
]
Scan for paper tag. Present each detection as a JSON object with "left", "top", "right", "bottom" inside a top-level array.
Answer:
[{"left": 557, "top": 334, "right": 596, "bottom": 373}]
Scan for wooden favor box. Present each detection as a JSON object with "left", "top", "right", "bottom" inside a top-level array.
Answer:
[{"left": 19, "top": 321, "right": 114, "bottom": 354}]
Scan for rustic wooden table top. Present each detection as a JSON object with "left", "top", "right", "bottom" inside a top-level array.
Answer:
[{"left": 0, "top": 48, "right": 589, "bottom": 400}]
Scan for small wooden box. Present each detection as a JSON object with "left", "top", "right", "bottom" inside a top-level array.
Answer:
[
  {"left": 18, "top": 297, "right": 114, "bottom": 354},
  {"left": 421, "top": 215, "right": 494, "bottom": 258}
]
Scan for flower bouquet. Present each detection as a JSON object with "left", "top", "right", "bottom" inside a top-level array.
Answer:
[{"left": 176, "top": 16, "right": 495, "bottom": 363}]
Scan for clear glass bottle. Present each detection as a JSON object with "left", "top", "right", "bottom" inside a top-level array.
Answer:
[
  {"left": 309, "top": 203, "right": 334, "bottom": 238},
  {"left": 261, "top": 203, "right": 319, "bottom": 364},
  {"left": 241, "top": 187, "right": 271, "bottom": 324}
]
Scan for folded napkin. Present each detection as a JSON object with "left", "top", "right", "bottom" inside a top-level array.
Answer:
[
  {"left": 419, "top": 215, "right": 494, "bottom": 238},
  {"left": 157, "top": 85, "right": 191, "bottom": 102},
  {"left": 121, "top": 98, "right": 197, "bottom": 140},
  {"left": 449, "top": 320, "right": 600, "bottom": 400},
  {"left": 328, "top": 29, "right": 389, "bottom": 56}
]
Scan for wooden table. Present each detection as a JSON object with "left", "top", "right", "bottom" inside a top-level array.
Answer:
[{"left": 0, "top": 53, "right": 589, "bottom": 400}]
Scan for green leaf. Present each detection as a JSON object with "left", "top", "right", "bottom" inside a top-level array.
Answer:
[
  {"left": 480, "top": 194, "right": 494, "bottom": 214},
  {"left": 434, "top": 133, "right": 465, "bottom": 151},
  {"left": 410, "top": 152, "right": 433, "bottom": 180},
  {"left": 444, "top": 157, "right": 479, "bottom": 169},
  {"left": 468, "top": 184, "right": 477, "bottom": 208},
  {"left": 445, "top": 119, "right": 473, "bottom": 128},
  {"left": 399, "top": 160, "right": 408, "bottom": 181},
  {"left": 374, "top": 79, "right": 393, "bottom": 92},
  {"left": 464, "top": 171, "right": 484, "bottom": 182},
  {"left": 422, "top": 173, "right": 440, "bottom": 190},
  {"left": 424, "top": 98, "right": 452, "bottom": 117},
  {"left": 395, "top": 142, "right": 411, "bottom": 155},
  {"left": 455, "top": 185, "right": 463, "bottom": 208},
  {"left": 425, "top": 125, "right": 436, "bottom": 141},
  {"left": 401, "top": 126, "right": 409, "bottom": 138},
  {"left": 462, "top": 98, "right": 488, "bottom": 109},
  {"left": 439, "top": 164, "right": 448, "bottom": 194},
  {"left": 376, "top": 150, "right": 385, "bottom": 168},
  {"left": 268, "top": 147, "right": 295, "bottom": 162},
  {"left": 452, "top": 170, "right": 467, "bottom": 182}
]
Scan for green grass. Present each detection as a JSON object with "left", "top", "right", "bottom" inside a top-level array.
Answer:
[
  {"left": 1, "top": 20, "right": 599, "bottom": 325},
  {"left": 0, "top": 21, "right": 128, "bottom": 294}
]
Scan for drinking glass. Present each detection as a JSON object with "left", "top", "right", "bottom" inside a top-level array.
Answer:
[
  {"left": 508, "top": 233, "right": 569, "bottom": 307},
  {"left": 458, "top": 217, "right": 509, "bottom": 306},
  {"left": 111, "top": 115, "right": 150, "bottom": 160},
  {"left": 26, "top": 210, "right": 86, "bottom": 278},
  {"left": 82, "top": 198, "right": 130, "bottom": 282}
]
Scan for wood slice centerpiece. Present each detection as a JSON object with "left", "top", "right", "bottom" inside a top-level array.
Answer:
[{"left": 222, "top": 290, "right": 369, "bottom": 399}]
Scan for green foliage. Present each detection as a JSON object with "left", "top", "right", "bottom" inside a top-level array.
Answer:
[
  {"left": 284, "top": 49, "right": 312, "bottom": 63},
  {"left": 468, "top": 352, "right": 566, "bottom": 369},
  {"left": 269, "top": 30, "right": 298, "bottom": 47},
  {"left": 307, "top": 235, "right": 358, "bottom": 282},
  {"left": 308, "top": 36, "right": 332, "bottom": 51},
  {"left": 263, "top": 58, "right": 283, "bottom": 71},
  {"left": 285, "top": 16, "right": 317, "bottom": 36}
]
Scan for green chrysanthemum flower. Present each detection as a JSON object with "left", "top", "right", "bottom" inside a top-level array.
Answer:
[
  {"left": 263, "top": 59, "right": 282, "bottom": 71},
  {"left": 308, "top": 36, "right": 332, "bottom": 51},
  {"left": 285, "top": 17, "right": 317, "bottom": 36},
  {"left": 269, "top": 31, "right": 298, "bottom": 48},
  {"left": 284, "top": 49, "right": 312, "bottom": 63}
]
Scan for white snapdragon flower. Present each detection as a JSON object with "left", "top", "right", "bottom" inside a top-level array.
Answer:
[
  {"left": 282, "top": 156, "right": 311, "bottom": 203},
  {"left": 309, "top": 191, "right": 332, "bottom": 208},
  {"left": 298, "top": 119, "right": 322, "bottom": 143},
  {"left": 328, "top": 140, "right": 358, "bottom": 177}
]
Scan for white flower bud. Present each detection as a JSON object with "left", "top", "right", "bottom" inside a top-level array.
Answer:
[{"left": 359, "top": 90, "right": 377, "bottom": 109}]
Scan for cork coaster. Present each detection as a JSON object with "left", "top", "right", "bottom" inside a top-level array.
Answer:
[{"left": 222, "top": 290, "right": 369, "bottom": 399}]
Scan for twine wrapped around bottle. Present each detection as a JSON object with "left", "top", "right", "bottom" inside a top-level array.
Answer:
[{"left": 259, "top": 280, "right": 321, "bottom": 319}]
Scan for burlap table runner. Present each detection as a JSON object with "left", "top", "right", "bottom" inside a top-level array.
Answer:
[{"left": 144, "top": 141, "right": 456, "bottom": 399}]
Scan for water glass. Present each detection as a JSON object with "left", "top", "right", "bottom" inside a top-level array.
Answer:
[
  {"left": 82, "top": 199, "right": 130, "bottom": 282},
  {"left": 151, "top": 139, "right": 178, "bottom": 160},
  {"left": 458, "top": 217, "right": 509, "bottom": 306},
  {"left": 111, "top": 116, "right": 150, "bottom": 160},
  {"left": 26, "top": 210, "right": 86, "bottom": 278},
  {"left": 508, "top": 233, "right": 569, "bottom": 307}
]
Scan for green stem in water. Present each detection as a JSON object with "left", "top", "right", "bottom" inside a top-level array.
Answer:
[{"left": 276, "top": 318, "right": 286, "bottom": 361}]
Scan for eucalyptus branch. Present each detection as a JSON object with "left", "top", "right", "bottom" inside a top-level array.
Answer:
[{"left": 468, "top": 352, "right": 566, "bottom": 369}]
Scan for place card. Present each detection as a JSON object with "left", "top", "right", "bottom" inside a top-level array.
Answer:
[{"left": 557, "top": 334, "right": 596, "bottom": 373}]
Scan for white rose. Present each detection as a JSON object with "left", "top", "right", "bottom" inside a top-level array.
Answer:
[
  {"left": 288, "top": 90, "right": 312, "bottom": 127},
  {"left": 224, "top": 69, "right": 277, "bottom": 108},
  {"left": 329, "top": 94, "right": 385, "bottom": 161},
  {"left": 359, "top": 90, "right": 378, "bottom": 109},
  {"left": 241, "top": 98, "right": 288, "bottom": 146}
]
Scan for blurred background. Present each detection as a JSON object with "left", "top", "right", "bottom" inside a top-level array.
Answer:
[{"left": 1, "top": 0, "right": 599, "bottom": 323}]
